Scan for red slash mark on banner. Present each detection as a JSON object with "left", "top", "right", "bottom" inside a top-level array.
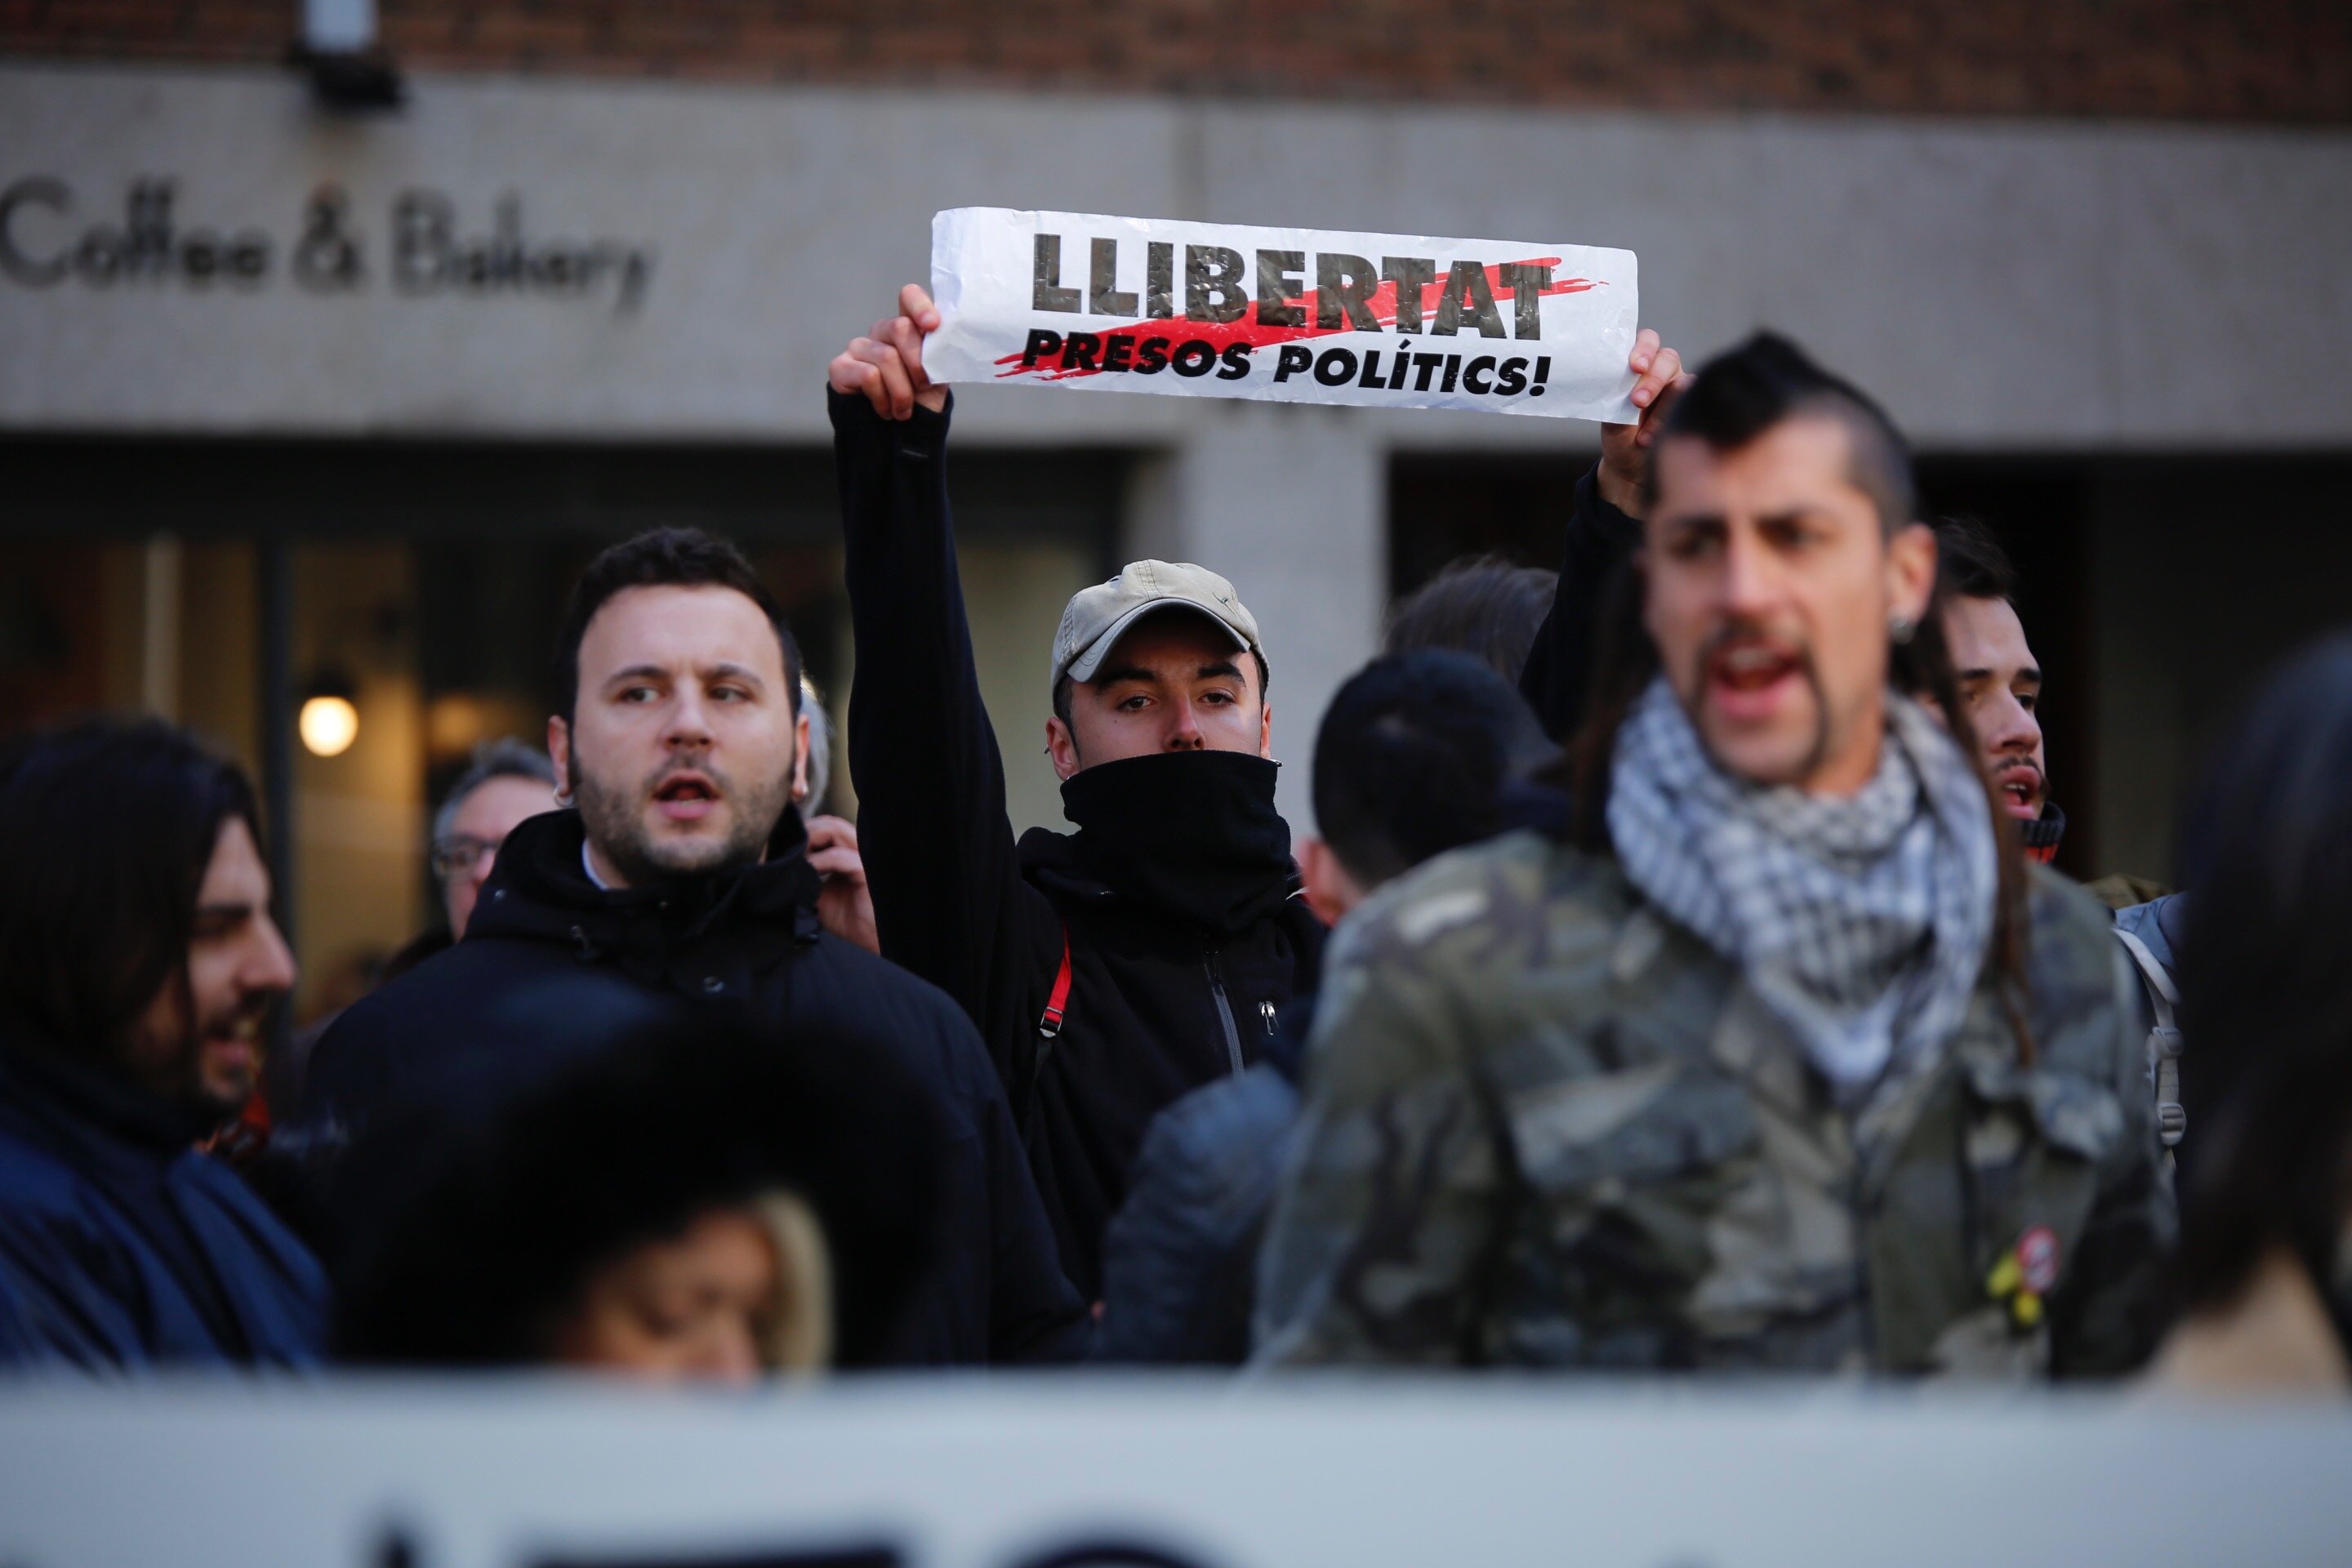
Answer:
[{"left": 993, "top": 257, "right": 1597, "bottom": 382}]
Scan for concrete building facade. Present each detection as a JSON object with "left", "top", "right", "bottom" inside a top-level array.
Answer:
[{"left": 3, "top": 7, "right": 2349, "bottom": 1013}]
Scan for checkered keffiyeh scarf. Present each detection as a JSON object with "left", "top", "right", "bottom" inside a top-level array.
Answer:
[{"left": 1607, "top": 676, "right": 1998, "bottom": 1093}]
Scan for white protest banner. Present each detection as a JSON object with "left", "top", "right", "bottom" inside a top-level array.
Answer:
[
  {"left": 7, "top": 1379, "right": 2352, "bottom": 1568},
  {"left": 923, "top": 207, "right": 1640, "bottom": 421}
]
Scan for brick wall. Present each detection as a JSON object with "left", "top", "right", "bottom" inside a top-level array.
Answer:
[{"left": 5, "top": 1, "right": 2347, "bottom": 123}]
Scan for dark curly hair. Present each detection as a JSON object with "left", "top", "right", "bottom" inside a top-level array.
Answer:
[{"left": 1934, "top": 515, "right": 2019, "bottom": 604}]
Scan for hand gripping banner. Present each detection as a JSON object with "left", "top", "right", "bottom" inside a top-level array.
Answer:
[{"left": 922, "top": 207, "right": 1641, "bottom": 421}]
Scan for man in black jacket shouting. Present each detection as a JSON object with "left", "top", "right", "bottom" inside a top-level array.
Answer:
[
  {"left": 301, "top": 528, "right": 1086, "bottom": 1365},
  {"left": 831, "top": 286, "right": 1327, "bottom": 1302}
]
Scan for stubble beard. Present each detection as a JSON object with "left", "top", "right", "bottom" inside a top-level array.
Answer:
[
  {"left": 123, "top": 978, "right": 261, "bottom": 1123},
  {"left": 572, "top": 747, "right": 793, "bottom": 886}
]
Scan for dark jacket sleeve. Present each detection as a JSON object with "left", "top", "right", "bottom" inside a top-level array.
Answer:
[
  {"left": 831, "top": 389, "right": 1059, "bottom": 1097},
  {"left": 273, "top": 984, "right": 410, "bottom": 1236},
  {"left": 978, "top": 1074, "right": 1094, "bottom": 1363},
  {"left": 1092, "top": 1066, "right": 1301, "bottom": 1365},
  {"left": 1517, "top": 465, "right": 1642, "bottom": 744},
  {"left": 871, "top": 972, "right": 1089, "bottom": 1366}
]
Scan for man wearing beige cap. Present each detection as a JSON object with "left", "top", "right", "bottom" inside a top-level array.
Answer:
[{"left": 830, "top": 286, "right": 1325, "bottom": 1302}]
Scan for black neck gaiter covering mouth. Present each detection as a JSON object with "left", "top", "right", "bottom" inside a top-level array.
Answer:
[{"left": 1059, "top": 751, "right": 1297, "bottom": 936}]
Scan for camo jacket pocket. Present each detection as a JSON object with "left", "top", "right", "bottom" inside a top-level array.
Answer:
[
  {"left": 1912, "top": 1051, "right": 2122, "bottom": 1374},
  {"left": 1495, "top": 1061, "right": 1762, "bottom": 1365}
]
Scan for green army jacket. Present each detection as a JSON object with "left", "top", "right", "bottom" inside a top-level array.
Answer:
[{"left": 1254, "top": 831, "right": 2175, "bottom": 1377}]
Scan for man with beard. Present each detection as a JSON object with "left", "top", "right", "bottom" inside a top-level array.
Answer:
[
  {"left": 302, "top": 529, "right": 1085, "bottom": 1365},
  {"left": 0, "top": 719, "right": 322, "bottom": 1369},
  {"left": 1254, "top": 333, "right": 2172, "bottom": 1376},
  {"left": 1931, "top": 520, "right": 2185, "bottom": 1150},
  {"left": 1936, "top": 518, "right": 2062, "bottom": 864}
]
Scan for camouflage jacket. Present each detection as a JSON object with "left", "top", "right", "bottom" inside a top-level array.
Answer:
[{"left": 1253, "top": 831, "right": 2175, "bottom": 1377}]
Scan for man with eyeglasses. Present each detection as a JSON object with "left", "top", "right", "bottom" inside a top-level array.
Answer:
[{"left": 428, "top": 738, "right": 561, "bottom": 946}]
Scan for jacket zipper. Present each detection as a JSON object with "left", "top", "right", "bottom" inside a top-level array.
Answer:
[
  {"left": 1204, "top": 956, "right": 1246, "bottom": 1076},
  {"left": 1842, "top": 1109, "right": 1875, "bottom": 1368}
]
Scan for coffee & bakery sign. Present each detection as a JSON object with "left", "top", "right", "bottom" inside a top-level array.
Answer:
[{"left": 0, "top": 176, "right": 655, "bottom": 315}]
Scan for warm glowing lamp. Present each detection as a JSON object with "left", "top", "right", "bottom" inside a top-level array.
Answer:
[{"left": 298, "top": 675, "right": 360, "bottom": 758}]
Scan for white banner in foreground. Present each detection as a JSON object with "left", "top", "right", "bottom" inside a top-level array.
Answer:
[
  {"left": 6, "top": 1379, "right": 2351, "bottom": 1568},
  {"left": 923, "top": 207, "right": 1641, "bottom": 421}
]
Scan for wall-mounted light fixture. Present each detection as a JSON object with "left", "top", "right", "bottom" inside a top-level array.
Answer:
[
  {"left": 298, "top": 670, "right": 361, "bottom": 758},
  {"left": 290, "top": 0, "right": 404, "bottom": 112}
]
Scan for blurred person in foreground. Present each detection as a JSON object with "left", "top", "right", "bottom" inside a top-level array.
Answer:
[
  {"left": 0, "top": 719, "right": 323, "bottom": 1369},
  {"left": 2152, "top": 634, "right": 2352, "bottom": 1394},
  {"left": 1255, "top": 333, "right": 2172, "bottom": 1376},
  {"left": 1094, "top": 651, "right": 1557, "bottom": 1363},
  {"left": 302, "top": 528, "right": 1085, "bottom": 1365},
  {"left": 337, "top": 1004, "right": 938, "bottom": 1379}
]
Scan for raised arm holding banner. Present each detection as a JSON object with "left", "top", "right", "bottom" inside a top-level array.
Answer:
[{"left": 828, "top": 250, "right": 1685, "bottom": 1303}]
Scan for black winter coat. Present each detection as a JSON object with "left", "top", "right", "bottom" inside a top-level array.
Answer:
[
  {"left": 0, "top": 1037, "right": 326, "bottom": 1370},
  {"left": 301, "top": 809, "right": 1088, "bottom": 1366},
  {"left": 833, "top": 390, "right": 1325, "bottom": 1301}
]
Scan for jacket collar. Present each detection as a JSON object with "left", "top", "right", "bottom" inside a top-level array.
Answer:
[
  {"left": 1017, "top": 823, "right": 1315, "bottom": 937},
  {"left": 0, "top": 1028, "right": 218, "bottom": 1157},
  {"left": 1018, "top": 824, "right": 1118, "bottom": 902},
  {"left": 2018, "top": 802, "right": 2067, "bottom": 864},
  {"left": 470, "top": 808, "right": 825, "bottom": 963}
]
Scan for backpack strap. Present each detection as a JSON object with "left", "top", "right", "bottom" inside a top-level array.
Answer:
[
  {"left": 2114, "top": 926, "right": 2185, "bottom": 1150},
  {"left": 1040, "top": 928, "right": 1073, "bottom": 1039},
  {"left": 1022, "top": 927, "right": 1073, "bottom": 1143}
]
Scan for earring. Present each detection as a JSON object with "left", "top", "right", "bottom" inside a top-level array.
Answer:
[
  {"left": 1889, "top": 613, "right": 1917, "bottom": 645},
  {"left": 554, "top": 786, "right": 574, "bottom": 808}
]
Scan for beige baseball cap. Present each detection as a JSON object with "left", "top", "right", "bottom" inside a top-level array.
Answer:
[{"left": 1050, "top": 559, "right": 1263, "bottom": 691}]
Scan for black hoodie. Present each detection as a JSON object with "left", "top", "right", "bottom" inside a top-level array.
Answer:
[
  {"left": 834, "top": 390, "right": 1325, "bottom": 1300},
  {"left": 298, "top": 808, "right": 1087, "bottom": 1367}
]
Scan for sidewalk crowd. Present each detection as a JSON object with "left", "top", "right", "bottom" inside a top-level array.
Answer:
[{"left": 2, "top": 287, "right": 2343, "bottom": 1396}]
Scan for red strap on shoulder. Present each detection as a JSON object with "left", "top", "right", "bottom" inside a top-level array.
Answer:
[{"left": 1040, "top": 928, "right": 1073, "bottom": 1038}]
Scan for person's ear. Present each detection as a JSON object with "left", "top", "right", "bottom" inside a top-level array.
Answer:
[
  {"left": 1299, "top": 838, "right": 1365, "bottom": 926},
  {"left": 547, "top": 715, "right": 573, "bottom": 804},
  {"left": 1887, "top": 521, "right": 1937, "bottom": 630},
  {"left": 1258, "top": 695, "right": 1273, "bottom": 760},
  {"left": 791, "top": 709, "right": 813, "bottom": 801},
  {"left": 1045, "top": 715, "right": 1081, "bottom": 781}
]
